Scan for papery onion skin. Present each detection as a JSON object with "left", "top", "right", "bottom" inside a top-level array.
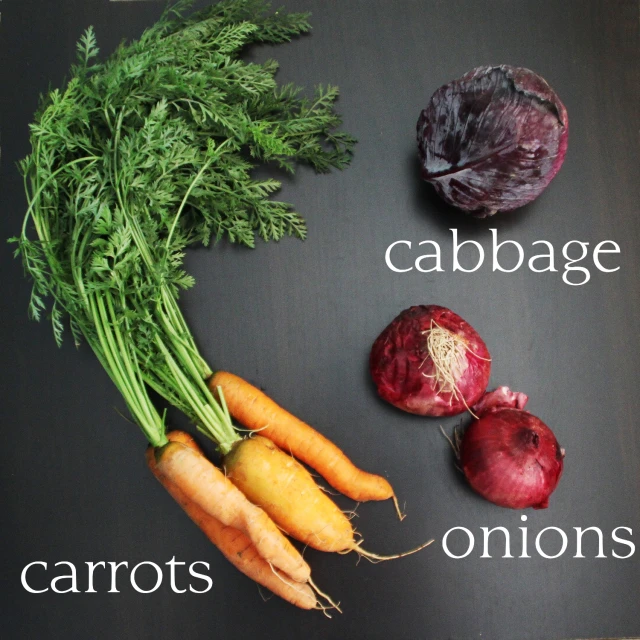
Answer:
[
  {"left": 471, "top": 385, "right": 528, "bottom": 414},
  {"left": 417, "top": 65, "right": 568, "bottom": 215},
  {"left": 369, "top": 305, "right": 491, "bottom": 416},
  {"left": 460, "top": 405, "right": 564, "bottom": 509}
]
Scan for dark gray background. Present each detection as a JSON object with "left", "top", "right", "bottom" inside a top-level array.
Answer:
[{"left": 2, "top": 1, "right": 639, "bottom": 639}]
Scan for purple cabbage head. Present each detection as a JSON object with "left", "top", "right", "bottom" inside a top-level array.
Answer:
[{"left": 417, "top": 65, "right": 568, "bottom": 216}]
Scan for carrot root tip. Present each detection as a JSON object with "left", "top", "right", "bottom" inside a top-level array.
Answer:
[
  {"left": 267, "top": 563, "right": 317, "bottom": 610},
  {"left": 256, "top": 585, "right": 274, "bottom": 603},
  {"left": 309, "top": 577, "right": 342, "bottom": 616},
  {"left": 393, "top": 494, "right": 407, "bottom": 521},
  {"left": 350, "top": 538, "right": 434, "bottom": 563}
]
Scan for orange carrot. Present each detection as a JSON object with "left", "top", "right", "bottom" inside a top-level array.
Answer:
[
  {"left": 209, "top": 370, "right": 403, "bottom": 517},
  {"left": 147, "top": 432, "right": 317, "bottom": 609},
  {"left": 154, "top": 434, "right": 310, "bottom": 584}
]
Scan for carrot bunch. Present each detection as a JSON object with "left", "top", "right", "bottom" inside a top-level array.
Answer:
[
  {"left": 146, "top": 373, "right": 431, "bottom": 611},
  {"left": 16, "top": 0, "right": 432, "bottom": 614}
]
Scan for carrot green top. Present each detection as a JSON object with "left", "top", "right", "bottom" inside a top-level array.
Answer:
[{"left": 13, "top": 0, "right": 354, "bottom": 451}]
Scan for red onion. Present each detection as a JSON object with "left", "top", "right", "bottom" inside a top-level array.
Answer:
[
  {"left": 460, "top": 389, "right": 565, "bottom": 509},
  {"left": 369, "top": 305, "right": 491, "bottom": 416}
]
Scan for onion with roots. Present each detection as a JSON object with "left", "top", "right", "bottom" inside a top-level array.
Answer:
[
  {"left": 369, "top": 305, "right": 491, "bottom": 417},
  {"left": 458, "top": 387, "right": 565, "bottom": 509}
]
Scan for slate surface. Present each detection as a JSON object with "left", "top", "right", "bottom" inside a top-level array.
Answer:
[{"left": 1, "top": 1, "right": 639, "bottom": 639}]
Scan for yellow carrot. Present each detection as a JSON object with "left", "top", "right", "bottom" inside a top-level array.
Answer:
[{"left": 225, "top": 435, "right": 432, "bottom": 561}]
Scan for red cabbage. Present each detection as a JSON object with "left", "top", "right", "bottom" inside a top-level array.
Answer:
[{"left": 417, "top": 65, "right": 568, "bottom": 215}]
